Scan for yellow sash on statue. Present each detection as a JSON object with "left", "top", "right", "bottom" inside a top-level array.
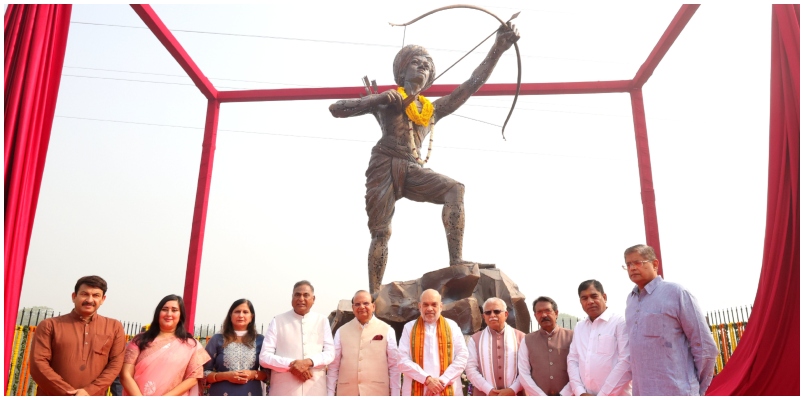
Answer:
[{"left": 410, "top": 315, "right": 454, "bottom": 396}]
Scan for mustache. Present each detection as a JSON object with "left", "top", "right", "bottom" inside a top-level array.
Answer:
[{"left": 82, "top": 301, "right": 96, "bottom": 306}]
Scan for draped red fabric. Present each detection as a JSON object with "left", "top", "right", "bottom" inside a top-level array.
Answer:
[
  {"left": 706, "top": 4, "right": 799, "bottom": 396},
  {"left": 4, "top": 4, "right": 72, "bottom": 388}
]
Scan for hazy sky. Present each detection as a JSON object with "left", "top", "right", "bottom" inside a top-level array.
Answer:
[{"left": 20, "top": 2, "right": 771, "bottom": 332}]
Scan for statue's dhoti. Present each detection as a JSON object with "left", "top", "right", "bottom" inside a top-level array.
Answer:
[{"left": 365, "top": 144, "right": 462, "bottom": 235}]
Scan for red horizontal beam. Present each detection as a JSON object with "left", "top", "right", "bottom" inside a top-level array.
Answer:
[
  {"left": 131, "top": 4, "right": 217, "bottom": 100},
  {"left": 496, "top": 80, "right": 632, "bottom": 96},
  {"left": 217, "top": 80, "right": 634, "bottom": 103},
  {"left": 632, "top": 4, "right": 700, "bottom": 88}
]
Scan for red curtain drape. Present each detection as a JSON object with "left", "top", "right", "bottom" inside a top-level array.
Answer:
[
  {"left": 4, "top": 4, "right": 72, "bottom": 387},
  {"left": 706, "top": 4, "right": 799, "bottom": 396}
]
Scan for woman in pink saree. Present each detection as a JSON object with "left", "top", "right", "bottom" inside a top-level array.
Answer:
[{"left": 120, "top": 295, "right": 210, "bottom": 396}]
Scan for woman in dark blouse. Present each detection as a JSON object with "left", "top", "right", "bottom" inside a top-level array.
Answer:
[{"left": 203, "top": 299, "right": 267, "bottom": 396}]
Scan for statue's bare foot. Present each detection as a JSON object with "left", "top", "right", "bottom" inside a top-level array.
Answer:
[{"left": 450, "top": 259, "right": 496, "bottom": 269}]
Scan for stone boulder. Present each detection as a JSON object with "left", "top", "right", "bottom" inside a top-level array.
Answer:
[
  {"left": 327, "top": 299, "right": 355, "bottom": 333},
  {"left": 472, "top": 268, "right": 530, "bottom": 333},
  {"left": 329, "top": 265, "right": 530, "bottom": 341}
]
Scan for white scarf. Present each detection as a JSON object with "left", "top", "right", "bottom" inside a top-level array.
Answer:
[{"left": 478, "top": 324, "right": 519, "bottom": 390}]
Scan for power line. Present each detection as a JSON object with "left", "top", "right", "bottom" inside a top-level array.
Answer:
[
  {"left": 70, "top": 21, "right": 406, "bottom": 49},
  {"left": 62, "top": 65, "right": 631, "bottom": 110},
  {"left": 53, "top": 115, "right": 621, "bottom": 161},
  {"left": 64, "top": 74, "right": 200, "bottom": 87},
  {"left": 69, "top": 21, "right": 628, "bottom": 65},
  {"left": 55, "top": 115, "right": 375, "bottom": 143},
  {"left": 63, "top": 66, "right": 317, "bottom": 87},
  {"left": 452, "top": 114, "right": 502, "bottom": 127},
  {"left": 460, "top": 102, "right": 632, "bottom": 118},
  {"left": 60, "top": 73, "right": 631, "bottom": 120},
  {"left": 62, "top": 74, "right": 248, "bottom": 90}
]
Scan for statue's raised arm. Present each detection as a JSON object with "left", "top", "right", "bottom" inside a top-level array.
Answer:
[{"left": 432, "top": 21, "right": 520, "bottom": 122}]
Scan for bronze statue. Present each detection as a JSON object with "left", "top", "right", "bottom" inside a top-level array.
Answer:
[{"left": 329, "top": 22, "right": 520, "bottom": 293}]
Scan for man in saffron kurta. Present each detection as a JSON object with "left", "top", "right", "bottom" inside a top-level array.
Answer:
[
  {"left": 329, "top": 23, "right": 521, "bottom": 294},
  {"left": 327, "top": 290, "right": 401, "bottom": 396},
  {"left": 399, "top": 289, "right": 468, "bottom": 396},
  {"left": 29, "top": 276, "right": 126, "bottom": 396},
  {"left": 517, "top": 296, "right": 573, "bottom": 396},
  {"left": 259, "top": 281, "right": 335, "bottom": 396},
  {"left": 466, "top": 298, "right": 526, "bottom": 396}
]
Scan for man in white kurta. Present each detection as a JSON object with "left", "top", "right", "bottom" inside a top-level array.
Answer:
[
  {"left": 259, "top": 280, "right": 335, "bottom": 396},
  {"left": 327, "top": 290, "right": 401, "bottom": 396},
  {"left": 567, "top": 280, "right": 631, "bottom": 396},
  {"left": 466, "top": 298, "right": 526, "bottom": 396},
  {"left": 398, "top": 289, "right": 468, "bottom": 396}
]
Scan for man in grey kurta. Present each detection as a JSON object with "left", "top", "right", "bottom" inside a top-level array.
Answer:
[
  {"left": 623, "top": 244, "right": 718, "bottom": 395},
  {"left": 517, "top": 296, "right": 573, "bottom": 396}
]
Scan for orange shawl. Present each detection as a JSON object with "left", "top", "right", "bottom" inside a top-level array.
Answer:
[{"left": 410, "top": 316, "right": 454, "bottom": 396}]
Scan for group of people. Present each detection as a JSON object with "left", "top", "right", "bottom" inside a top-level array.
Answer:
[
  {"left": 29, "top": 244, "right": 719, "bottom": 396},
  {"left": 22, "top": 18, "right": 725, "bottom": 396}
]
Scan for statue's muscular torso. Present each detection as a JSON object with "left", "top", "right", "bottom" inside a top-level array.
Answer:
[{"left": 374, "top": 100, "right": 434, "bottom": 157}]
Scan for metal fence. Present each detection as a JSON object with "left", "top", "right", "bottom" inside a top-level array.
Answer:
[{"left": 707, "top": 305, "right": 752, "bottom": 375}]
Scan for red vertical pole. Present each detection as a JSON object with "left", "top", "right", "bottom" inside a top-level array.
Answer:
[
  {"left": 183, "top": 99, "right": 220, "bottom": 330},
  {"left": 629, "top": 88, "right": 663, "bottom": 276}
]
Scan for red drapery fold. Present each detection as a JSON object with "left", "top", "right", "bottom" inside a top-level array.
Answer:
[
  {"left": 4, "top": 4, "right": 72, "bottom": 387},
  {"left": 706, "top": 4, "right": 799, "bottom": 396}
]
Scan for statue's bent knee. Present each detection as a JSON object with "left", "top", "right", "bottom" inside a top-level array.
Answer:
[
  {"left": 445, "top": 182, "right": 465, "bottom": 204},
  {"left": 371, "top": 227, "right": 392, "bottom": 240}
]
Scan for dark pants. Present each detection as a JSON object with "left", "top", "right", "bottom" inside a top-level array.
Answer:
[{"left": 109, "top": 377, "right": 123, "bottom": 396}]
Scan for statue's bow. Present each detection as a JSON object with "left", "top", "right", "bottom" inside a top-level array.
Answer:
[{"left": 390, "top": 4, "right": 522, "bottom": 140}]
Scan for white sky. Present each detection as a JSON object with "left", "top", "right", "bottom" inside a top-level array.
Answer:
[{"left": 19, "top": 2, "right": 770, "bottom": 332}]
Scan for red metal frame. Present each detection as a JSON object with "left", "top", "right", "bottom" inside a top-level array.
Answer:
[
  {"left": 216, "top": 81, "right": 636, "bottom": 103},
  {"left": 632, "top": 5, "right": 700, "bottom": 88},
  {"left": 183, "top": 99, "right": 220, "bottom": 326},
  {"left": 129, "top": 4, "right": 699, "bottom": 327},
  {"left": 629, "top": 88, "right": 663, "bottom": 275},
  {"left": 131, "top": 5, "right": 217, "bottom": 100}
]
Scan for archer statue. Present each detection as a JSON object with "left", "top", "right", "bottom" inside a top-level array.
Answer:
[{"left": 329, "top": 19, "right": 520, "bottom": 293}]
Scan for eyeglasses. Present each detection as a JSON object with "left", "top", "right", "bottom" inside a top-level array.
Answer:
[
  {"left": 483, "top": 309, "right": 504, "bottom": 316},
  {"left": 622, "top": 260, "right": 653, "bottom": 270}
]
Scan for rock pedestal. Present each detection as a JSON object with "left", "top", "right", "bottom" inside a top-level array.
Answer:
[
  {"left": 329, "top": 265, "right": 530, "bottom": 341},
  {"left": 472, "top": 268, "right": 531, "bottom": 333},
  {"left": 327, "top": 300, "right": 355, "bottom": 332}
]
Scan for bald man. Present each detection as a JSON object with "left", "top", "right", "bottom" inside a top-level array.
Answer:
[{"left": 398, "top": 289, "right": 469, "bottom": 396}]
